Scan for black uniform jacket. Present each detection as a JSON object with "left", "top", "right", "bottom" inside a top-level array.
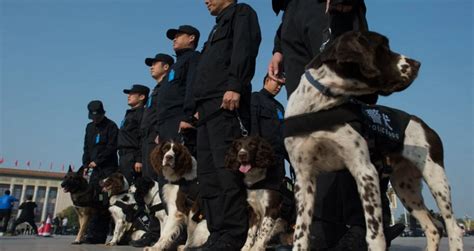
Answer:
[
  {"left": 118, "top": 106, "right": 144, "bottom": 162},
  {"left": 156, "top": 49, "right": 200, "bottom": 124},
  {"left": 140, "top": 82, "right": 162, "bottom": 141},
  {"left": 82, "top": 117, "right": 119, "bottom": 168},
  {"left": 193, "top": 3, "right": 261, "bottom": 102},
  {"left": 250, "top": 89, "right": 287, "bottom": 157}
]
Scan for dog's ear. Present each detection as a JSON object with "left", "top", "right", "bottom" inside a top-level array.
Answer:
[
  {"left": 150, "top": 143, "right": 164, "bottom": 176},
  {"left": 76, "top": 165, "right": 86, "bottom": 176},
  {"left": 255, "top": 137, "right": 275, "bottom": 169},
  {"left": 333, "top": 32, "right": 380, "bottom": 79},
  {"left": 224, "top": 140, "right": 240, "bottom": 171},
  {"left": 175, "top": 144, "right": 193, "bottom": 174},
  {"left": 67, "top": 165, "right": 73, "bottom": 173},
  {"left": 306, "top": 31, "right": 380, "bottom": 79}
]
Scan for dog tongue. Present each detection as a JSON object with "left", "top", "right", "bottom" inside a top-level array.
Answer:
[{"left": 239, "top": 164, "right": 252, "bottom": 173}]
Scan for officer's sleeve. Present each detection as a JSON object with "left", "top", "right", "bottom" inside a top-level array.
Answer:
[
  {"left": 134, "top": 111, "right": 144, "bottom": 163},
  {"left": 183, "top": 52, "right": 200, "bottom": 123},
  {"left": 19, "top": 202, "right": 25, "bottom": 209},
  {"left": 250, "top": 93, "right": 261, "bottom": 136},
  {"left": 226, "top": 5, "right": 262, "bottom": 93},
  {"left": 273, "top": 24, "right": 283, "bottom": 54},
  {"left": 95, "top": 123, "right": 118, "bottom": 166},
  {"left": 82, "top": 126, "right": 90, "bottom": 166}
]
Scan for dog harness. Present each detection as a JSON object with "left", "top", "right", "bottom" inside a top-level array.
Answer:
[
  {"left": 170, "top": 178, "right": 204, "bottom": 223},
  {"left": 284, "top": 72, "right": 412, "bottom": 162}
]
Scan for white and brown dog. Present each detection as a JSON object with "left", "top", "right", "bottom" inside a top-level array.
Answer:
[
  {"left": 225, "top": 136, "right": 290, "bottom": 251},
  {"left": 100, "top": 172, "right": 146, "bottom": 246},
  {"left": 146, "top": 140, "right": 209, "bottom": 251},
  {"left": 285, "top": 31, "right": 464, "bottom": 251}
]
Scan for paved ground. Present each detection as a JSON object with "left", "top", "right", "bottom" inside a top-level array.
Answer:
[{"left": 0, "top": 235, "right": 473, "bottom": 251}]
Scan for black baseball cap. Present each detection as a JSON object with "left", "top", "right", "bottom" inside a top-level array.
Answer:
[
  {"left": 123, "top": 84, "right": 150, "bottom": 96},
  {"left": 166, "top": 25, "right": 200, "bottom": 45},
  {"left": 87, "top": 100, "right": 106, "bottom": 119},
  {"left": 145, "top": 53, "right": 174, "bottom": 67}
]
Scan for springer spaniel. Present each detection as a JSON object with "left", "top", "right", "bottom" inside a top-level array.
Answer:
[
  {"left": 146, "top": 140, "right": 209, "bottom": 251},
  {"left": 100, "top": 173, "right": 146, "bottom": 246},
  {"left": 225, "top": 136, "right": 290, "bottom": 251},
  {"left": 285, "top": 31, "right": 464, "bottom": 251}
]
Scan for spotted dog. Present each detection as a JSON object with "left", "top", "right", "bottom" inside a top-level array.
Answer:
[
  {"left": 225, "top": 136, "right": 290, "bottom": 251},
  {"left": 100, "top": 173, "right": 146, "bottom": 246},
  {"left": 145, "top": 140, "right": 209, "bottom": 251},
  {"left": 60, "top": 165, "right": 97, "bottom": 244},
  {"left": 284, "top": 31, "right": 464, "bottom": 251}
]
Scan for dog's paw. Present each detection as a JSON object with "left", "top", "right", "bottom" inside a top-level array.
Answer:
[
  {"left": 105, "top": 241, "right": 117, "bottom": 246},
  {"left": 71, "top": 240, "right": 82, "bottom": 245}
]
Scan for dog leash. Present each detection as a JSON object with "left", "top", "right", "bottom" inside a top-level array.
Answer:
[{"left": 235, "top": 109, "right": 249, "bottom": 137}]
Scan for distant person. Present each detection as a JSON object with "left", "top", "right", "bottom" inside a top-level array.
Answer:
[
  {"left": 0, "top": 190, "right": 18, "bottom": 235},
  {"left": 118, "top": 84, "right": 150, "bottom": 183},
  {"left": 250, "top": 74, "right": 288, "bottom": 189},
  {"left": 61, "top": 216, "right": 68, "bottom": 235},
  {"left": 52, "top": 215, "right": 61, "bottom": 235},
  {"left": 9, "top": 195, "right": 38, "bottom": 235},
  {"left": 82, "top": 100, "right": 118, "bottom": 244}
]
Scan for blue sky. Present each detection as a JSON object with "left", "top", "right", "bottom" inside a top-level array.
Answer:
[{"left": 1, "top": 0, "right": 472, "bottom": 218}]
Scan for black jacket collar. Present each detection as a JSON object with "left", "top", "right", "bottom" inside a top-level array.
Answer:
[{"left": 216, "top": 3, "right": 236, "bottom": 23}]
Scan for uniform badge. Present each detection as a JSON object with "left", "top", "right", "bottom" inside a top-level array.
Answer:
[
  {"left": 277, "top": 110, "right": 284, "bottom": 120},
  {"left": 168, "top": 69, "right": 175, "bottom": 82}
]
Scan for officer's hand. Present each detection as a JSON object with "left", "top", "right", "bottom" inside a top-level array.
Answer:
[
  {"left": 88, "top": 161, "right": 97, "bottom": 169},
  {"left": 154, "top": 135, "right": 160, "bottom": 145},
  {"left": 134, "top": 162, "right": 142, "bottom": 173},
  {"left": 178, "top": 121, "right": 194, "bottom": 132},
  {"left": 221, "top": 91, "right": 240, "bottom": 111},
  {"left": 268, "top": 52, "right": 286, "bottom": 83}
]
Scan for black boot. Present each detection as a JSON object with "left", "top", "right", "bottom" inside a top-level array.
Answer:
[{"left": 129, "top": 232, "right": 159, "bottom": 247}]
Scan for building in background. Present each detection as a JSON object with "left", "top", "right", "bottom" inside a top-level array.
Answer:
[{"left": 0, "top": 168, "right": 72, "bottom": 223}]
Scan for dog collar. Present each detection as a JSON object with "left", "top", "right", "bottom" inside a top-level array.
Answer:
[{"left": 304, "top": 70, "right": 341, "bottom": 98}]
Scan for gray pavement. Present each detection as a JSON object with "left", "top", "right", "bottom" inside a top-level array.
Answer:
[{"left": 0, "top": 235, "right": 473, "bottom": 251}]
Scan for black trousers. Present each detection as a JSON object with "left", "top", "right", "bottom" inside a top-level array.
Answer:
[
  {"left": 141, "top": 132, "right": 166, "bottom": 238},
  {"left": 86, "top": 166, "right": 116, "bottom": 242},
  {"left": 158, "top": 115, "right": 198, "bottom": 157},
  {"left": 119, "top": 151, "right": 140, "bottom": 184},
  {"left": 0, "top": 209, "right": 12, "bottom": 232},
  {"left": 11, "top": 217, "right": 38, "bottom": 234},
  {"left": 196, "top": 98, "right": 249, "bottom": 244}
]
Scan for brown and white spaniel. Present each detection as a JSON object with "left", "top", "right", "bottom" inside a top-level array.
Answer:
[
  {"left": 146, "top": 140, "right": 209, "bottom": 251},
  {"left": 100, "top": 172, "right": 145, "bottom": 246},
  {"left": 225, "top": 136, "right": 290, "bottom": 251},
  {"left": 285, "top": 31, "right": 463, "bottom": 251}
]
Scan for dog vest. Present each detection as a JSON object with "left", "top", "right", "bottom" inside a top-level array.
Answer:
[
  {"left": 283, "top": 101, "right": 411, "bottom": 156},
  {"left": 170, "top": 179, "right": 204, "bottom": 223}
]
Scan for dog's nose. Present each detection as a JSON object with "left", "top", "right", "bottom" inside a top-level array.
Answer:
[
  {"left": 165, "top": 155, "right": 173, "bottom": 161},
  {"left": 238, "top": 150, "right": 248, "bottom": 159},
  {"left": 406, "top": 58, "right": 421, "bottom": 71}
]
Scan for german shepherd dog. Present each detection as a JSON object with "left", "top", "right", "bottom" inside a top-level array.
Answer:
[{"left": 61, "top": 165, "right": 97, "bottom": 244}]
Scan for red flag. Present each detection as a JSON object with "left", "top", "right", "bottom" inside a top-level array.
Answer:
[
  {"left": 26, "top": 161, "right": 31, "bottom": 167},
  {"left": 0, "top": 157, "right": 4, "bottom": 164},
  {"left": 50, "top": 162, "right": 53, "bottom": 170},
  {"left": 15, "top": 160, "right": 18, "bottom": 167},
  {"left": 61, "top": 164, "right": 65, "bottom": 172}
]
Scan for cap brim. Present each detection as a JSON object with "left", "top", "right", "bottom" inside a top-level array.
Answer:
[
  {"left": 166, "top": 29, "right": 179, "bottom": 40},
  {"left": 145, "top": 58, "right": 155, "bottom": 66},
  {"left": 123, "top": 89, "right": 131, "bottom": 94}
]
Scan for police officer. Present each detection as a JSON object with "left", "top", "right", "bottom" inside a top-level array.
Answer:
[
  {"left": 82, "top": 100, "right": 118, "bottom": 244},
  {"left": 156, "top": 25, "right": 200, "bottom": 152},
  {"left": 189, "top": 0, "right": 261, "bottom": 250},
  {"left": 250, "top": 75, "right": 287, "bottom": 190},
  {"left": 131, "top": 54, "right": 174, "bottom": 247},
  {"left": 118, "top": 84, "right": 150, "bottom": 184}
]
